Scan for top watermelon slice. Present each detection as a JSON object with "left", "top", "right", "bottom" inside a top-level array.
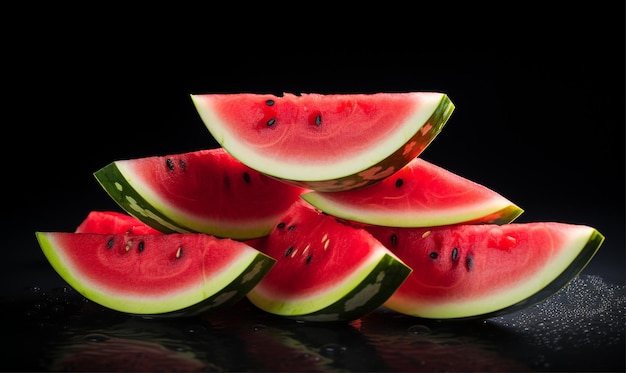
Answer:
[
  {"left": 94, "top": 148, "right": 307, "bottom": 239},
  {"left": 191, "top": 92, "right": 454, "bottom": 192}
]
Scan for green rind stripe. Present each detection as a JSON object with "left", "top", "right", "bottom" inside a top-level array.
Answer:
[
  {"left": 298, "top": 254, "right": 412, "bottom": 322},
  {"left": 248, "top": 254, "right": 412, "bottom": 322},
  {"left": 488, "top": 205, "right": 525, "bottom": 225},
  {"left": 94, "top": 163, "right": 191, "bottom": 234}
]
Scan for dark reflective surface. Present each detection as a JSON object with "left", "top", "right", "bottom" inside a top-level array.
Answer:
[
  {"left": 5, "top": 5, "right": 623, "bottom": 372},
  {"left": 2, "top": 272, "right": 623, "bottom": 372}
]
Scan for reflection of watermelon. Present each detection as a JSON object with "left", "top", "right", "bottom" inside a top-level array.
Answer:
[
  {"left": 94, "top": 148, "right": 307, "bottom": 239},
  {"left": 51, "top": 334, "right": 208, "bottom": 372},
  {"left": 302, "top": 157, "right": 523, "bottom": 227},
  {"left": 359, "top": 309, "right": 530, "bottom": 372},
  {"left": 364, "top": 223, "right": 605, "bottom": 319},
  {"left": 35, "top": 230, "right": 275, "bottom": 317},
  {"left": 247, "top": 199, "right": 412, "bottom": 322},
  {"left": 191, "top": 92, "right": 454, "bottom": 192}
]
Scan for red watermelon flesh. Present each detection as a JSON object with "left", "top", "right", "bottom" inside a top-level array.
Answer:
[
  {"left": 75, "top": 211, "right": 162, "bottom": 235},
  {"left": 36, "top": 231, "right": 275, "bottom": 317},
  {"left": 191, "top": 92, "right": 455, "bottom": 192},
  {"left": 364, "top": 223, "right": 604, "bottom": 319},
  {"left": 94, "top": 148, "right": 308, "bottom": 239},
  {"left": 247, "top": 199, "right": 412, "bottom": 322},
  {"left": 302, "top": 157, "right": 524, "bottom": 227}
]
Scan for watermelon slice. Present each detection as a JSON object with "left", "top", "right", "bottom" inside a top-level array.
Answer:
[
  {"left": 93, "top": 148, "right": 307, "bottom": 239},
  {"left": 75, "top": 210, "right": 162, "bottom": 235},
  {"left": 191, "top": 92, "right": 454, "bottom": 192},
  {"left": 35, "top": 231, "right": 276, "bottom": 317},
  {"left": 246, "top": 199, "right": 412, "bottom": 322},
  {"left": 363, "top": 223, "right": 605, "bottom": 319},
  {"left": 302, "top": 157, "right": 524, "bottom": 227}
]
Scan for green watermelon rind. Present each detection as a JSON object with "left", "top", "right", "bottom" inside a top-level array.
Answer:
[
  {"left": 36, "top": 232, "right": 276, "bottom": 317},
  {"left": 94, "top": 163, "right": 190, "bottom": 234},
  {"left": 193, "top": 93, "right": 455, "bottom": 192},
  {"left": 383, "top": 227, "right": 605, "bottom": 320},
  {"left": 247, "top": 252, "right": 412, "bottom": 322}
]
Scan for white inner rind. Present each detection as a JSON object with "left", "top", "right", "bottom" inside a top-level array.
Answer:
[
  {"left": 191, "top": 93, "right": 444, "bottom": 181},
  {"left": 37, "top": 232, "right": 264, "bottom": 315},
  {"left": 302, "top": 192, "right": 520, "bottom": 227},
  {"left": 383, "top": 226, "right": 596, "bottom": 319},
  {"left": 247, "top": 244, "right": 391, "bottom": 316}
]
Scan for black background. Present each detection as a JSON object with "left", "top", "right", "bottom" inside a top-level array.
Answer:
[{"left": 5, "top": 4, "right": 624, "bottom": 287}]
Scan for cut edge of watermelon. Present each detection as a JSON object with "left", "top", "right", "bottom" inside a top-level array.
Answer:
[
  {"left": 191, "top": 93, "right": 452, "bottom": 182},
  {"left": 36, "top": 232, "right": 274, "bottom": 315},
  {"left": 383, "top": 226, "right": 604, "bottom": 319}
]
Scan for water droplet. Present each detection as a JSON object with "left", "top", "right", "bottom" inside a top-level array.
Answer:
[
  {"left": 252, "top": 324, "right": 267, "bottom": 331},
  {"left": 185, "top": 325, "right": 207, "bottom": 335},
  {"left": 33, "top": 302, "right": 47, "bottom": 310},
  {"left": 319, "top": 343, "right": 347, "bottom": 357},
  {"left": 407, "top": 324, "right": 431, "bottom": 335},
  {"left": 83, "top": 333, "right": 109, "bottom": 342},
  {"left": 27, "top": 285, "right": 43, "bottom": 295}
]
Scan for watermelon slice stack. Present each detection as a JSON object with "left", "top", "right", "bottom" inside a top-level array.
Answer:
[{"left": 35, "top": 92, "right": 604, "bottom": 321}]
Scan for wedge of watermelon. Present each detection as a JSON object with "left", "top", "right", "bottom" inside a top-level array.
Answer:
[
  {"left": 363, "top": 223, "right": 605, "bottom": 319},
  {"left": 302, "top": 157, "right": 524, "bottom": 227},
  {"left": 93, "top": 148, "right": 307, "bottom": 239},
  {"left": 191, "top": 92, "right": 454, "bottom": 192},
  {"left": 36, "top": 231, "right": 275, "bottom": 317},
  {"left": 246, "top": 199, "right": 412, "bottom": 322}
]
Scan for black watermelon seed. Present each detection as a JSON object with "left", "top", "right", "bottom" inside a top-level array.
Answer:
[
  {"left": 178, "top": 159, "right": 186, "bottom": 171},
  {"left": 315, "top": 114, "right": 322, "bottom": 126},
  {"left": 306, "top": 254, "right": 313, "bottom": 264},
  {"left": 466, "top": 254, "right": 473, "bottom": 270},
  {"left": 429, "top": 252, "right": 439, "bottom": 259},
  {"left": 277, "top": 222, "right": 286, "bottom": 229},
  {"left": 390, "top": 234, "right": 398, "bottom": 246},
  {"left": 287, "top": 225, "right": 296, "bottom": 231},
  {"left": 243, "top": 172, "right": 251, "bottom": 184},
  {"left": 166, "top": 158, "right": 175, "bottom": 171},
  {"left": 395, "top": 178, "right": 403, "bottom": 188},
  {"left": 265, "top": 99, "right": 274, "bottom": 106},
  {"left": 451, "top": 247, "right": 459, "bottom": 261},
  {"left": 138, "top": 241, "right": 145, "bottom": 252},
  {"left": 266, "top": 118, "right": 276, "bottom": 126},
  {"left": 284, "top": 246, "right": 293, "bottom": 257},
  {"left": 107, "top": 238, "right": 115, "bottom": 249}
]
